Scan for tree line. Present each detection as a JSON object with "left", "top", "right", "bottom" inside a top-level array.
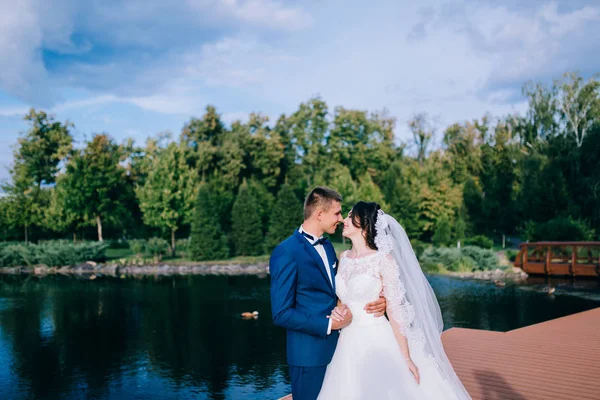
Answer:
[{"left": 0, "top": 71, "right": 598, "bottom": 259}]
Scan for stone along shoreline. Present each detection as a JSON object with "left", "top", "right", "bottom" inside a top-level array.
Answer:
[
  {"left": 0, "top": 262, "right": 270, "bottom": 277},
  {"left": 0, "top": 261, "right": 528, "bottom": 282}
]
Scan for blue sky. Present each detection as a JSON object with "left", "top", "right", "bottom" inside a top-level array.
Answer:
[{"left": 1, "top": 0, "right": 600, "bottom": 182}]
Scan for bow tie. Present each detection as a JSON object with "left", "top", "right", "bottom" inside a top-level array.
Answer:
[
  {"left": 313, "top": 237, "right": 328, "bottom": 246},
  {"left": 302, "top": 231, "right": 328, "bottom": 246}
]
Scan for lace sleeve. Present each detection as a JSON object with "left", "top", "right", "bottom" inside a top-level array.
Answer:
[{"left": 380, "top": 253, "right": 415, "bottom": 336}]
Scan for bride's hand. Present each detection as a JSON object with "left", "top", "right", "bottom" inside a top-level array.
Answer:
[
  {"left": 406, "top": 359, "right": 420, "bottom": 384},
  {"left": 329, "top": 304, "right": 349, "bottom": 322}
]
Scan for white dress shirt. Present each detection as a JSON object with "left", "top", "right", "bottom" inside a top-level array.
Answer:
[{"left": 299, "top": 225, "right": 334, "bottom": 335}]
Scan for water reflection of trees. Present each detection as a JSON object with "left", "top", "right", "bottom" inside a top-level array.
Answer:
[
  {"left": 138, "top": 275, "right": 286, "bottom": 398},
  {"left": 7, "top": 275, "right": 595, "bottom": 398},
  {"left": 0, "top": 275, "right": 288, "bottom": 399},
  {"left": 0, "top": 276, "right": 134, "bottom": 399},
  {"left": 432, "top": 276, "right": 600, "bottom": 332}
]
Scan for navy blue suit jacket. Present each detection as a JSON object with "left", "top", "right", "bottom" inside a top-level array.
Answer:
[{"left": 270, "top": 230, "right": 339, "bottom": 367}]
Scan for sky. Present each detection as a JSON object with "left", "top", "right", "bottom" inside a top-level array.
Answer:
[{"left": 1, "top": 0, "right": 600, "bottom": 182}]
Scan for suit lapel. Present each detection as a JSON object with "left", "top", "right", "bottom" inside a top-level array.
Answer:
[
  {"left": 293, "top": 231, "right": 335, "bottom": 295},
  {"left": 324, "top": 242, "right": 337, "bottom": 293}
]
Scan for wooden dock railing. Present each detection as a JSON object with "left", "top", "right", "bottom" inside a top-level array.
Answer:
[{"left": 514, "top": 241, "right": 600, "bottom": 277}]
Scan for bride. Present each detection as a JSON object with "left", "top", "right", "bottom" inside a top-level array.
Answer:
[{"left": 317, "top": 201, "right": 471, "bottom": 400}]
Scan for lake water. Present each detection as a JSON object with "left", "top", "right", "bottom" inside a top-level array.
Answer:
[{"left": 0, "top": 274, "right": 598, "bottom": 400}]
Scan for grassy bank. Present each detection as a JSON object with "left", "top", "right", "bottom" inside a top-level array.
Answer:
[{"left": 106, "top": 241, "right": 351, "bottom": 265}]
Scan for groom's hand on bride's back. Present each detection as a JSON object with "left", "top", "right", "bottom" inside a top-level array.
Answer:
[{"left": 364, "top": 292, "right": 387, "bottom": 318}]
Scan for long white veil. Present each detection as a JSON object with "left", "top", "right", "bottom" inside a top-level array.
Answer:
[{"left": 375, "top": 210, "right": 471, "bottom": 400}]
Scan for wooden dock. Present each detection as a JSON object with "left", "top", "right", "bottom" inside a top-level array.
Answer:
[{"left": 278, "top": 307, "right": 600, "bottom": 399}]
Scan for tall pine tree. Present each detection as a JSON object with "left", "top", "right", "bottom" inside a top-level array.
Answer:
[
  {"left": 231, "top": 181, "right": 263, "bottom": 256},
  {"left": 265, "top": 184, "right": 303, "bottom": 252},
  {"left": 189, "top": 184, "right": 229, "bottom": 261}
]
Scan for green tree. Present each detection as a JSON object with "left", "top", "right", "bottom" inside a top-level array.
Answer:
[
  {"left": 265, "top": 184, "right": 303, "bottom": 252},
  {"left": 0, "top": 184, "right": 43, "bottom": 243},
  {"left": 380, "top": 159, "right": 423, "bottom": 238},
  {"left": 231, "top": 181, "right": 263, "bottom": 256},
  {"left": 408, "top": 113, "right": 435, "bottom": 165},
  {"left": 247, "top": 180, "right": 274, "bottom": 236},
  {"left": 382, "top": 154, "right": 462, "bottom": 240},
  {"left": 14, "top": 109, "right": 73, "bottom": 188},
  {"left": 189, "top": 184, "right": 229, "bottom": 260},
  {"left": 317, "top": 164, "right": 357, "bottom": 213},
  {"left": 44, "top": 185, "right": 83, "bottom": 241},
  {"left": 522, "top": 80, "right": 559, "bottom": 143},
  {"left": 286, "top": 97, "right": 330, "bottom": 186},
  {"left": 443, "top": 120, "right": 483, "bottom": 184},
  {"left": 455, "top": 216, "right": 466, "bottom": 243},
  {"left": 0, "top": 196, "right": 11, "bottom": 241},
  {"left": 239, "top": 114, "right": 284, "bottom": 188},
  {"left": 328, "top": 107, "right": 397, "bottom": 181},
  {"left": 136, "top": 140, "right": 198, "bottom": 256},
  {"left": 555, "top": 72, "right": 600, "bottom": 148},
  {"left": 3, "top": 109, "right": 73, "bottom": 242},
  {"left": 477, "top": 120, "right": 522, "bottom": 236},
  {"left": 180, "top": 105, "right": 236, "bottom": 183},
  {"left": 352, "top": 172, "right": 389, "bottom": 210},
  {"left": 432, "top": 216, "right": 452, "bottom": 247},
  {"left": 59, "top": 134, "right": 132, "bottom": 241},
  {"left": 126, "top": 133, "right": 170, "bottom": 187}
]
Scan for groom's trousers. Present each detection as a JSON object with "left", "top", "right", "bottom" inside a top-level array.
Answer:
[{"left": 289, "top": 365, "right": 327, "bottom": 400}]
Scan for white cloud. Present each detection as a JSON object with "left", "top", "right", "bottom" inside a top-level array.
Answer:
[
  {"left": 0, "top": 0, "right": 53, "bottom": 105},
  {"left": 1, "top": 0, "right": 599, "bottom": 147},
  {"left": 52, "top": 95, "right": 119, "bottom": 112},
  {"left": 417, "top": 1, "right": 600, "bottom": 92},
  {"left": 0, "top": 106, "right": 30, "bottom": 117},
  {"left": 0, "top": 0, "right": 311, "bottom": 106},
  {"left": 221, "top": 111, "right": 251, "bottom": 124},
  {"left": 101, "top": 36, "right": 299, "bottom": 115},
  {"left": 186, "top": 0, "right": 313, "bottom": 31},
  {"left": 190, "top": 37, "right": 300, "bottom": 87}
]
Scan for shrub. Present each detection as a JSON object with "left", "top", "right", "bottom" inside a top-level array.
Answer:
[
  {"left": 175, "top": 238, "right": 190, "bottom": 254},
  {"left": 419, "top": 245, "right": 498, "bottom": 273},
  {"left": 146, "top": 237, "right": 169, "bottom": 260},
  {"left": 0, "top": 241, "right": 108, "bottom": 267},
  {"left": 0, "top": 244, "right": 34, "bottom": 267},
  {"left": 460, "top": 245, "right": 499, "bottom": 271},
  {"left": 35, "top": 241, "right": 108, "bottom": 266},
  {"left": 420, "top": 247, "right": 462, "bottom": 272},
  {"left": 448, "top": 255, "right": 477, "bottom": 272},
  {"left": 421, "top": 261, "right": 446, "bottom": 274},
  {"left": 463, "top": 235, "right": 493, "bottom": 249},
  {"left": 129, "top": 239, "right": 147, "bottom": 255}
]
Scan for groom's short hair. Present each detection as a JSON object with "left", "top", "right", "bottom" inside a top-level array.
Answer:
[{"left": 304, "top": 187, "right": 343, "bottom": 220}]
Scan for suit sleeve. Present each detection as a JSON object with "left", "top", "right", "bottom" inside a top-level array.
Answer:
[{"left": 270, "top": 247, "right": 329, "bottom": 338}]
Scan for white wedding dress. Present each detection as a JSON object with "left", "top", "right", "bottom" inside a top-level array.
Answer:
[{"left": 317, "top": 251, "right": 461, "bottom": 400}]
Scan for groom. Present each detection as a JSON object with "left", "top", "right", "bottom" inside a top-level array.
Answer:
[{"left": 270, "top": 187, "right": 387, "bottom": 400}]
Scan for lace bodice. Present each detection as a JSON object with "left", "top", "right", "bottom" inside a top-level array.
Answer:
[{"left": 336, "top": 251, "right": 414, "bottom": 333}]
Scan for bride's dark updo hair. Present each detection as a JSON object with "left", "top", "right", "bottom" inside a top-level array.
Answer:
[{"left": 350, "top": 201, "right": 381, "bottom": 250}]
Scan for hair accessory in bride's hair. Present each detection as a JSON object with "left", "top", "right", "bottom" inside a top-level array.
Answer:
[{"left": 374, "top": 209, "right": 393, "bottom": 254}]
